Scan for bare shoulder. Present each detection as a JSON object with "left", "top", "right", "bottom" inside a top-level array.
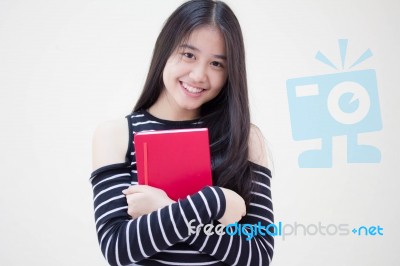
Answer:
[
  {"left": 248, "top": 124, "right": 269, "bottom": 168},
  {"left": 92, "top": 118, "right": 129, "bottom": 172}
]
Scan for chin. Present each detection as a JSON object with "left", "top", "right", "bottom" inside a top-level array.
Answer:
[
  {"left": 177, "top": 102, "right": 201, "bottom": 113},
  {"left": 182, "top": 106, "right": 201, "bottom": 112}
]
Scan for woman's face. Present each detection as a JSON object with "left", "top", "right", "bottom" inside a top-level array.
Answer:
[{"left": 161, "top": 26, "right": 228, "bottom": 119}]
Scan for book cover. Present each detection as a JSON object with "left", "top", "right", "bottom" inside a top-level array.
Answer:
[{"left": 134, "top": 128, "right": 213, "bottom": 201}]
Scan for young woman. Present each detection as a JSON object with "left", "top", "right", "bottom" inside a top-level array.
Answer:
[{"left": 90, "top": 0, "right": 274, "bottom": 265}]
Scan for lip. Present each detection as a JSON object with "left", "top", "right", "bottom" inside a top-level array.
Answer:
[{"left": 180, "top": 81, "right": 206, "bottom": 98}]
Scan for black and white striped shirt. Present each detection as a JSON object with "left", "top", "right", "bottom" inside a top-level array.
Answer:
[{"left": 90, "top": 110, "right": 274, "bottom": 265}]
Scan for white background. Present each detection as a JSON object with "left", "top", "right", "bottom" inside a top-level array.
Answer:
[{"left": 1, "top": 0, "right": 399, "bottom": 265}]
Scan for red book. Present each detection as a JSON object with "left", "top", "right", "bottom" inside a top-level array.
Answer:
[{"left": 134, "top": 128, "right": 213, "bottom": 201}]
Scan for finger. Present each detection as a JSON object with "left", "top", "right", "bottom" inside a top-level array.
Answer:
[
  {"left": 122, "top": 185, "right": 150, "bottom": 195},
  {"left": 125, "top": 192, "right": 141, "bottom": 201},
  {"left": 127, "top": 207, "right": 139, "bottom": 219}
]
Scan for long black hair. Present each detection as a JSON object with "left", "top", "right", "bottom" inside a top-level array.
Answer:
[{"left": 134, "top": 0, "right": 256, "bottom": 205}]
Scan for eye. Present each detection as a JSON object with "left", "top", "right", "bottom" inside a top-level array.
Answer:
[
  {"left": 210, "top": 61, "right": 224, "bottom": 68},
  {"left": 182, "top": 52, "right": 195, "bottom": 59}
]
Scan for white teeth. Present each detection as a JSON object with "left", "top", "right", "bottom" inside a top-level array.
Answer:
[{"left": 182, "top": 82, "right": 203, "bottom": 93}]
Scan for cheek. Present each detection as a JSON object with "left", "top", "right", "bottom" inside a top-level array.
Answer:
[
  {"left": 213, "top": 74, "right": 227, "bottom": 91},
  {"left": 163, "top": 59, "right": 183, "bottom": 84},
  {"left": 163, "top": 61, "right": 172, "bottom": 81},
  {"left": 163, "top": 55, "right": 176, "bottom": 74},
  {"left": 163, "top": 69, "right": 176, "bottom": 91}
]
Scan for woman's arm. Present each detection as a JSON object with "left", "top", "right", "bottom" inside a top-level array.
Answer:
[
  {"left": 92, "top": 119, "right": 129, "bottom": 172},
  {"left": 90, "top": 119, "right": 228, "bottom": 266},
  {"left": 184, "top": 125, "right": 274, "bottom": 265},
  {"left": 248, "top": 124, "right": 270, "bottom": 169}
]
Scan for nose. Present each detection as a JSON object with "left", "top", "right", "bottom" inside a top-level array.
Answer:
[{"left": 189, "top": 63, "right": 207, "bottom": 83}]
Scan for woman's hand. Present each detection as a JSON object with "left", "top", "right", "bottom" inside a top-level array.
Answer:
[
  {"left": 218, "top": 187, "right": 246, "bottom": 226},
  {"left": 122, "top": 185, "right": 175, "bottom": 219}
]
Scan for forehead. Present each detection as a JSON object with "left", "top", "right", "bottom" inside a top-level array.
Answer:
[{"left": 178, "top": 26, "right": 226, "bottom": 56}]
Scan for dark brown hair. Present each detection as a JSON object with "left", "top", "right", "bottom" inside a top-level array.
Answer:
[{"left": 134, "top": 0, "right": 256, "bottom": 205}]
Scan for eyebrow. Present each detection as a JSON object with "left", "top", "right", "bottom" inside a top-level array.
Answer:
[{"left": 179, "top": 44, "right": 227, "bottom": 60}]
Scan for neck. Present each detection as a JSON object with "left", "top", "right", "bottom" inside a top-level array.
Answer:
[{"left": 148, "top": 91, "right": 200, "bottom": 121}]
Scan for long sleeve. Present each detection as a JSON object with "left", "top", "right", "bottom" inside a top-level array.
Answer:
[
  {"left": 90, "top": 162, "right": 227, "bottom": 266},
  {"left": 184, "top": 164, "right": 274, "bottom": 266}
]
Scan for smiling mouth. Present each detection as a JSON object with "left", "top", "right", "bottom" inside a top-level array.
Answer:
[{"left": 181, "top": 82, "right": 205, "bottom": 94}]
